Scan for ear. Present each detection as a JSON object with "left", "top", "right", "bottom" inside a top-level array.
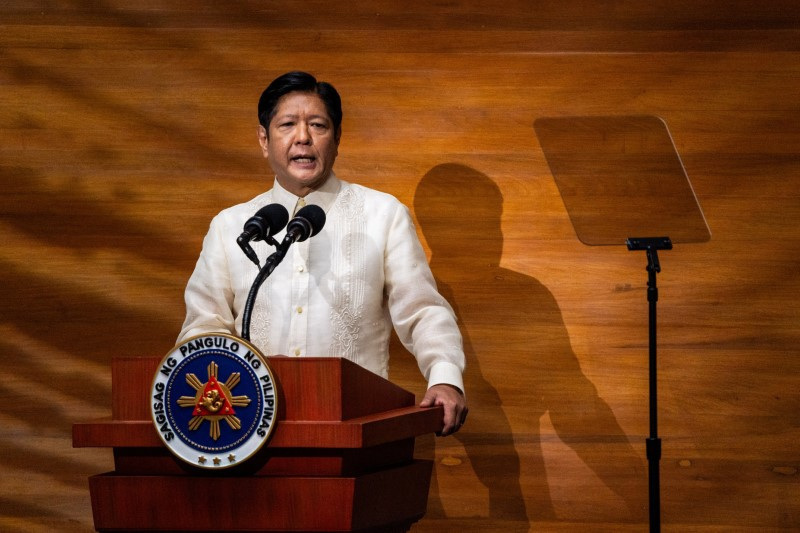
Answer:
[{"left": 257, "top": 125, "right": 269, "bottom": 158}]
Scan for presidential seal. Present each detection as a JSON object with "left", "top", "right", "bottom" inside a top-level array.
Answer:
[{"left": 151, "top": 333, "right": 278, "bottom": 469}]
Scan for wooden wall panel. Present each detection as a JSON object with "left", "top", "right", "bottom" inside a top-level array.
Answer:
[{"left": 1, "top": 2, "right": 799, "bottom": 531}]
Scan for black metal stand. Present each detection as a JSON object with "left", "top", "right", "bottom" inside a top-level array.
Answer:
[
  {"left": 238, "top": 205, "right": 327, "bottom": 342},
  {"left": 626, "top": 236, "right": 672, "bottom": 533},
  {"left": 240, "top": 248, "right": 287, "bottom": 342}
]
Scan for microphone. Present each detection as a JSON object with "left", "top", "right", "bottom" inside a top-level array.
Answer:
[
  {"left": 237, "top": 204, "right": 290, "bottom": 267},
  {"left": 281, "top": 204, "right": 326, "bottom": 248},
  {"left": 240, "top": 204, "right": 325, "bottom": 340}
]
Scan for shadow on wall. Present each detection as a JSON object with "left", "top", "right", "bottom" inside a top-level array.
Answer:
[{"left": 414, "top": 163, "right": 646, "bottom": 524}]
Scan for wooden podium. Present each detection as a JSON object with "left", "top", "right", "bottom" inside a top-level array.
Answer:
[{"left": 73, "top": 356, "right": 443, "bottom": 532}]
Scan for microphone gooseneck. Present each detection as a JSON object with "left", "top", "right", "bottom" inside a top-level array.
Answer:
[{"left": 240, "top": 203, "right": 327, "bottom": 341}]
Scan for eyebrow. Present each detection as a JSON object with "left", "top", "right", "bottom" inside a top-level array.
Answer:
[{"left": 274, "top": 113, "right": 331, "bottom": 122}]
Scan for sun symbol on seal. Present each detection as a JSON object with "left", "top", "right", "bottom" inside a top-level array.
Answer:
[{"left": 176, "top": 361, "right": 252, "bottom": 441}]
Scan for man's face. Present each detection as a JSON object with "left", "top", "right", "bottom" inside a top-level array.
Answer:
[{"left": 258, "top": 91, "right": 339, "bottom": 197}]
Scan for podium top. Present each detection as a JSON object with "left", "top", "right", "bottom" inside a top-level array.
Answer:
[
  {"left": 535, "top": 115, "right": 711, "bottom": 246},
  {"left": 111, "top": 355, "right": 415, "bottom": 422},
  {"left": 266, "top": 356, "right": 416, "bottom": 422}
]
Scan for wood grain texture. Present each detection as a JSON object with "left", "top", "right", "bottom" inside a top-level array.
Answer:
[
  {"left": 87, "top": 461, "right": 431, "bottom": 531},
  {"left": 74, "top": 357, "right": 436, "bottom": 531},
  {"left": 2, "top": 1, "right": 799, "bottom": 531}
]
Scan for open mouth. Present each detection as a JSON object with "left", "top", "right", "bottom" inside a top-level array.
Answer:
[{"left": 291, "top": 155, "right": 316, "bottom": 165}]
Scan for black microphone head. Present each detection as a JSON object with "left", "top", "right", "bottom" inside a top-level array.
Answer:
[
  {"left": 244, "top": 203, "right": 289, "bottom": 241},
  {"left": 288, "top": 204, "right": 326, "bottom": 242}
]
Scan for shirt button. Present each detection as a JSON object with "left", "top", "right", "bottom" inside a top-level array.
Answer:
[
  {"left": 294, "top": 348, "right": 301, "bottom": 356},
  {"left": 297, "top": 306, "right": 303, "bottom": 314},
  {"left": 298, "top": 265, "right": 305, "bottom": 272}
]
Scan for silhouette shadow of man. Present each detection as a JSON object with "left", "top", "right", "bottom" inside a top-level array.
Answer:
[{"left": 413, "top": 163, "right": 646, "bottom": 525}]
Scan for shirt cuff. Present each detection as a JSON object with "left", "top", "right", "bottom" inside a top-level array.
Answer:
[{"left": 426, "top": 361, "right": 465, "bottom": 394}]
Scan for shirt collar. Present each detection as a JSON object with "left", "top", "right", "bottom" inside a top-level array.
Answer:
[{"left": 271, "top": 173, "right": 341, "bottom": 216}]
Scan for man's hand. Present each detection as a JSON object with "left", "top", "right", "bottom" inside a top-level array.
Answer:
[{"left": 420, "top": 384, "right": 468, "bottom": 437}]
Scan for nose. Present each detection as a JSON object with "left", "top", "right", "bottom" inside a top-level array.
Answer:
[{"left": 295, "top": 122, "right": 311, "bottom": 144}]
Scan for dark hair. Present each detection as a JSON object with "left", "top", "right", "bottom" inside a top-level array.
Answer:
[{"left": 257, "top": 71, "right": 342, "bottom": 139}]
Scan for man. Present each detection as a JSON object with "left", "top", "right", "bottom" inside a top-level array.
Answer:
[{"left": 178, "top": 71, "right": 467, "bottom": 435}]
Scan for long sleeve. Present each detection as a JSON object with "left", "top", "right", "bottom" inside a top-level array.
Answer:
[
  {"left": 178, "top": 212, "right": 239, "bottom": 341},
  {"left": 384, "top": 202, "right": 465, "bottom": 391}
]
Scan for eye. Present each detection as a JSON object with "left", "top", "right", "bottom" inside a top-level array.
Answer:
[{"left": 273, "top": 119, "right": 295, "bottom": 130}]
